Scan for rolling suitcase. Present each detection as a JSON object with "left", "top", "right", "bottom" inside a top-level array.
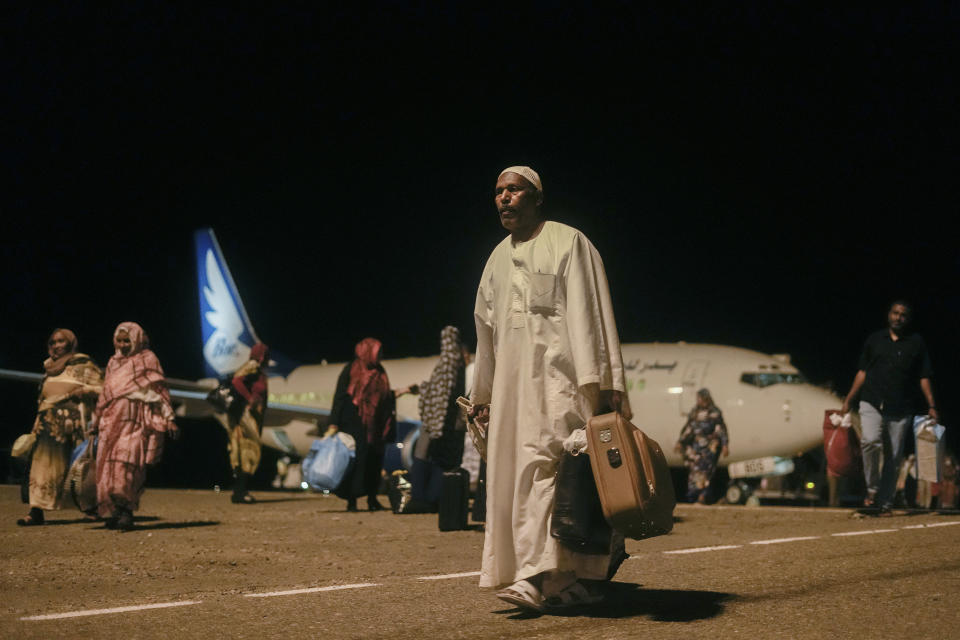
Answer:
[
  {"left": 585, "top": 412, "right": 675, "bottom": 540},
  {"left": 438, "top": 467, "right": 469, "bottom": 531}
]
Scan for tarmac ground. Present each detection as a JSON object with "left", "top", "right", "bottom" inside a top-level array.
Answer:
[{"left": 2, "top": 485, "right": 959, "bottom": 639}]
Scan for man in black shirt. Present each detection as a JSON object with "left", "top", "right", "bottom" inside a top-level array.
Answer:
[{"left": 841, "top": 301, "right": 937, "bottom": 513}]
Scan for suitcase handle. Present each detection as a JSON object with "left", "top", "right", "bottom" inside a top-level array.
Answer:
[{"left": 632, "top": 428, "right": 658, "bottom": 498}]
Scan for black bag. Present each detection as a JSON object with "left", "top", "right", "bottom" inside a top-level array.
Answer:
[
  {"left": 551, "top": 452, "right": 612, "bottom": 554},
  {"left": 206, "top": 380, "right": 243, "bottom": 421},
  {"left": 388, "top": 470, "right": 414, "bottom": 513},
  {"left": 438, "top": 467, "right": 470, "bottom": 531},
  {"left": 471, "top": 460, "right": 487, "bottom": 523},
  {"left": 388, "top": 470, "right": 433, "bottom": 514}
]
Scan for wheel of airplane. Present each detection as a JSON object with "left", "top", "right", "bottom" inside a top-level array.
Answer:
[{"left": 725, "top": 482, "right": 748, "bottom": 505}]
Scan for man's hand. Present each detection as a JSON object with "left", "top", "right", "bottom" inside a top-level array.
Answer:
[
  {"left": 395, "top": 384, "right": 419, "bottom": 397},
  {"left": 469, "top": 404, "right": 490, "bottom": 428},
  {"left": 722, "top": 445, "right": 730, "bottom": 458},
  {"left": 324, "top": 424, "right": 339, "bottom": 437},
  {"left": 929, "top": 407, "right": 940, "bottom": 423},
  {"left": 841, "top": 399, "right": 851, "bottom": 415},
  {"left": 673, "top": 442, "right": 683, "bottom": 454}
]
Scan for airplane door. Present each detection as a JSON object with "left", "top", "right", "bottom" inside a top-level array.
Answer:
[{"left": 680, "top": 360, "right": 709, "bottom": 415}]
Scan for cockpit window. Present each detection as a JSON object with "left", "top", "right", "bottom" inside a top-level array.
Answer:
[{"left": 740, "top": 372, "right": 807, "bottom": 388}]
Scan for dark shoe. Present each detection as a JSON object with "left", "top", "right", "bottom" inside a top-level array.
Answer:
[
  {"left": 877, "top": 506, "right": 894, "bottom": 517},
  {"left": 367, "top": 498, "right": 385, "bottom": 512},
  {"left": 16, "top": 508, "right": 44, "bottom": 527},
  {"left": 115, "top": 510, "right": 134, "bottom": 531},
  {"left": 231, "top": 470, "right": 252, "bottom": 503},
  {"left": 346, "top": 498, "right": 358, "bottom": 512}
]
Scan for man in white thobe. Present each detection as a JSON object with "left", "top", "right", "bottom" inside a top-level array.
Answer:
[{"left": 470, "top": 166, "right": 629, "bottom": 612}]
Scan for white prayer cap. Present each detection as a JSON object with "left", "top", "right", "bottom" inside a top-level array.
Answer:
[{"left": 498, "top": 166, "right": 542, "bottom": 193}]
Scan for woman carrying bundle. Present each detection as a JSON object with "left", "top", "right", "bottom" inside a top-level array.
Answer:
[{"left": 17, "top": 329, "right": 103, "bottom": 526}]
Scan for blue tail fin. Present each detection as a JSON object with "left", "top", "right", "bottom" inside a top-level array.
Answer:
[{"left": 194, "top": 229, "right": 259, "bottom": 378}]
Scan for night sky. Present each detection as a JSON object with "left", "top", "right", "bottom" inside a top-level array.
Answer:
[{"left": 3, "top": 4, "right": 958, "bottom": 469}]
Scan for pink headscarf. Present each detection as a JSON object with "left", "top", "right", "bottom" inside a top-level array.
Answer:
[
  {"left": 112, "top": 321, "right": 148, "bottom": 356},
  {"left": 98, "top": 322, "right": 171, "bottom": 412},
  {"left": 346, "top": 338, "right": 391, "bottom": 439}
]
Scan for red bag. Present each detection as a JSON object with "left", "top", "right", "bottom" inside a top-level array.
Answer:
[{"left": 823, "top": 410, "right": 862, "bottom": 478}]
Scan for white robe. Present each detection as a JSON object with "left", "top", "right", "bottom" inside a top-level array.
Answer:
[{"left": 472, "top": 220, "right": 626, "bottom": 588}]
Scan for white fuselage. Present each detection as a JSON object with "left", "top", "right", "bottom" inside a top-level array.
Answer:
[{"left": 260, "top": 343, "right": 839, "bottom": 466}]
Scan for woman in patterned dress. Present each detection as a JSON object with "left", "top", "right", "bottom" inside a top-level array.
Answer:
[
  {"left": 675, "top": 388, "right": 730, "bottom": 504},
  {"left": 91, "top": 322, "right": 177, "bottom": 530},
  {"left": 409, "top": 326, "right": 467, "bottom": 508},
  {"left": 17, "top": 329, "right": 103, "bottom": 526},
  {"left": 226, "top": 342, "right": 269, "bottom": 504}
]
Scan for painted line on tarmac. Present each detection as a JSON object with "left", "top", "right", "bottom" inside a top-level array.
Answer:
[
  {"left": 244, "top": 583, "right": 380, "bottom": 598},
  {"left": 676, "top": 504, "right": 853, "bottom": 514},
  {"left": 663, "top": 545, "right": 743, "bottom": 554},
  {"left": 418, "top": 571, "right": 482, "bottom": 581},
  {"left": 20, "top": 601, "right": 201, "bottom": 621},
  {"left": 831, "top": 529, "right": 898, "bottom": 537},
  {"left": 664, "top": 520, "right": 960, "bottom": 555},
  {"left": 750, "top": 536, "right": 821, "bottom": 545}
]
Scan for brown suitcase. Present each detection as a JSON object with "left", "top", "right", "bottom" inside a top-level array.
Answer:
[{"left": 586, "top": 412, "right": 675, "bottom": 539}]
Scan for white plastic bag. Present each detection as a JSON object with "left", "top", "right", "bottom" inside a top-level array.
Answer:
[{"left": 913, "top": 416, "right": 946, "bottom": 482}]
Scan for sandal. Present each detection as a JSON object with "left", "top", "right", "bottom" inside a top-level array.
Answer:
[
  {"left": 496, "top": 579, "right": 544, "bottom": 612},
  {"left": 16, "top": 514, "right": 44, "bottom": 527},
  {"left": 542, "top": 580, "right": 604, "bottom": 611}
]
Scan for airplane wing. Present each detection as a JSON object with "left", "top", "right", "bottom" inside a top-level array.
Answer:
[
  {"left": 0, "top": 368, "right": 43, "bottom": 384},
  {"left": 0, "top": 368, "right": 326, "bottom": 425},
  {"left": 262, "top": 402, "right": 329, "bottom": 421}
]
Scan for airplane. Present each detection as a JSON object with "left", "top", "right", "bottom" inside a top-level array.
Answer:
[
  {"left": 188, "top": 229, "right": 840, "bottom": 501},
  {"left": 1, "top": 229, "right": 842, "bottom": 503}
]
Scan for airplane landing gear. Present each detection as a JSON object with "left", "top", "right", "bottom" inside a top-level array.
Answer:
[{"left": 725, "top": 480, "right": 752, "bottom": 505}]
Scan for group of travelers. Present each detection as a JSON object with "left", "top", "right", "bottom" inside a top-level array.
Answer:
[
  {"left": 11, "top": 165, "right": 943, "bottom": 619},
  {"left": 17, "top": 322, "right": 272, "bottom": 527},
  {"left": 18, "top": 323, "right": 178, "bottom": 530},
  {"left": 326, "top": 326, "right": 470, "bottom": 513}
]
